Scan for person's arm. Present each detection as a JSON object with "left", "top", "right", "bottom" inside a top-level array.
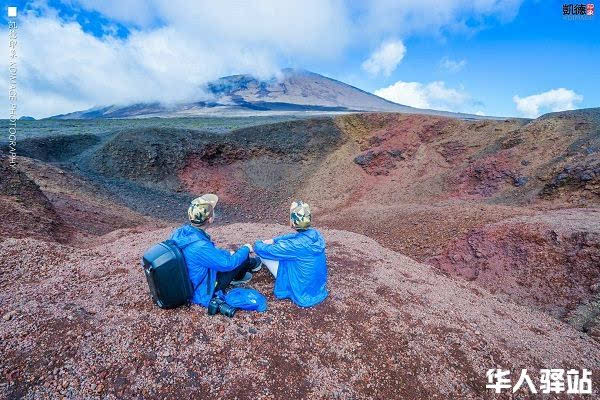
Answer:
[
  {"left": 187, "top": 242, "right": 250, "bottom": 272},
  {"left": 254, "top": 237, "right": 300, "bottom": 261}
]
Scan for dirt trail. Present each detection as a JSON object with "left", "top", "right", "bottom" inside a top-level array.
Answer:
[{"left": 1, "top": 223, "right": 598, "bottom": 399}]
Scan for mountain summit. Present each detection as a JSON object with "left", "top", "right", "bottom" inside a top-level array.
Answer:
[
  {"left": 204, "top": 68, "right": 411, "bottom": 112},
  {"left": 50, "top": 69, "right": 480, "bottom": 119}
]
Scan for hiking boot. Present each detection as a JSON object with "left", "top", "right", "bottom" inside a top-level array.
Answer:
[
  {"left": 250, "top": 257, "right": 263, "bottom": 273},
  {"left": 231, "top": 272, "right": 252, "bottom": 286}
]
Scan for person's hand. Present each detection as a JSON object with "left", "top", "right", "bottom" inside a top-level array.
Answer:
[
  {"left": 243, "top": 243, "right": 253, "bottom": 252},
  {"left": 263, "top": 239, "right": 274, "bottom": 245}
]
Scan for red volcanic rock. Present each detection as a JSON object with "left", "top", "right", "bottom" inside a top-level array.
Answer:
[
  {"left": 428, "top": 209, "right": 600, "bottom": 324},
  {"left": 453, "top": 152, "right": 518, "bottom": 198}
]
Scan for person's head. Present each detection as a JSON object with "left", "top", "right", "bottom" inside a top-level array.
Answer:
[
  {"left": 289, "top": 200, "right": 311, "bottom": 231},
  {"left": 188, "top": 194, "right": 219, "bottom": 228}
]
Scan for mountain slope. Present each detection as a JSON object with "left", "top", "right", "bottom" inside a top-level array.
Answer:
[{"left": 49, "top": 69, "right": 484, "bottom": 119}]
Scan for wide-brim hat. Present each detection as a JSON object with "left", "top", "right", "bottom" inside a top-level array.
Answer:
[
  {"left": 188, "top": 194, "right": 219, "bottom": 225},
  {"left": 290, "top": 200, "right": 311, "bottom": 229},
  {"left": 198, "top": 193, "right": 218, "bottom": 209}
]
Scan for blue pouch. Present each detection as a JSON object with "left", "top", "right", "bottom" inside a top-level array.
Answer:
[{"left": 224, "top": 288, "right": 267, "bottom": 312}]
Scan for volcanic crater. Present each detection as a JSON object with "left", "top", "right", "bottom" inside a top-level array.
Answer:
[{"left": 1, "top": 110, "right": 600, "bottom": 399}]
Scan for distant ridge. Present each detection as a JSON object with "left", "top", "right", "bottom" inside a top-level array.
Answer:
[{"left": 49, "top": 69, "right": 488, "bottom": 119}]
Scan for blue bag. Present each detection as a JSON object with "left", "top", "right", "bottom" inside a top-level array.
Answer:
[{"left": 224, "top": 288, "right": 267, "bottom": 312}]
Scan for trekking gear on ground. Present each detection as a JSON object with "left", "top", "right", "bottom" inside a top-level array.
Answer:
[
  {"left": 224, "top": 288, "right": 268, "bottom": 312},
  {"left": 207, "top": 296, "right": 237, "bottom": 317}
]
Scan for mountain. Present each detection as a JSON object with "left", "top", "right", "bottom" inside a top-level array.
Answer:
[
  {"left": 49, "top": 69, "right": 485, "bottom": 119},
  {"left": 204, "top": 68, "right": 411, "bottom": 112}
]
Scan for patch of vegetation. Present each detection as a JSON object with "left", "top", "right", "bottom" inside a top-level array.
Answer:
[{"left": 0, "top": 116, "right": 307, "bottom": 142}]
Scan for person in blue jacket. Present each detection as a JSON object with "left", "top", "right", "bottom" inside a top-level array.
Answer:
[
  {"left": 170, "top": 194, "right": 262, "bottom": 307},
  {"left": 254, "top": 200, "right": 328, "bottom": 307}
]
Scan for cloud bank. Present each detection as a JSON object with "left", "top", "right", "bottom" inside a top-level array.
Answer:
[
  {"left": 1, "top": 0, "right": 352, "bottom": 118},
  {"left": 513, "top": 88, "right": 583, "bottom": 118},
  {"left": 374, "top": 80, "right": 473, "bottom": 112}
]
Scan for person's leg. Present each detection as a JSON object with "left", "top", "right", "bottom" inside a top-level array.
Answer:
[{"left": 214, "top": 257, "right": 256, "bottom": 292}]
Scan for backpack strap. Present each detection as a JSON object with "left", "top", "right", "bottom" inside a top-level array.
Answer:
[{"left": 165, "top": 239, "right": 206, "bottom": 301}]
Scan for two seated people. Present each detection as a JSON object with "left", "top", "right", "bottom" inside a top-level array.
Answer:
[{"left": 169, "top": 194, "right": 328, "bottom": 309}]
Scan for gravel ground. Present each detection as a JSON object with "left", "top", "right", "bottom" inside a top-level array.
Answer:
[{"left": 1, "top": 223, "right": 599, "bottom": 399}]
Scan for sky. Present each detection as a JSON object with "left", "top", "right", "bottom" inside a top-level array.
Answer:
[{"left": 0, "top": 0, "right": 598, "bottom": 119}]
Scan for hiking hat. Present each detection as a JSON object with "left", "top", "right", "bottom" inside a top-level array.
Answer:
[
  {"left": 188, "top": 194, "right": 219, "bottom": 225},
  {"left": 290, "top": 200, "right": 311, "bottom": 230}
]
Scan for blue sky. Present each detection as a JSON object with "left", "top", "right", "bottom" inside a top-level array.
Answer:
[{"left": 1, "top": 0, "right": 598, "bottom": 118}]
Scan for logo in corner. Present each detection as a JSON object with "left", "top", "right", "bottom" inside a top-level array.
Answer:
[{"left": 563, "top": 3, "right": 594, "bottom": 18}]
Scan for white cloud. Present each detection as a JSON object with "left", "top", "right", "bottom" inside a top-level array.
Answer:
[
  {"left": 439, "top": 56, "right": 466, "bottom": 73},
  {"left": 361, "top": 40, "right": 406, "bottom": 77},
  {"left": 512, "top": 88, "right": 583, "bottom": 118},
  {"left": 374, "top": 80, "right": 471, "bottom": 112},
  {"left": 376, "top": 82, "right": 429, "bottom": 108}
]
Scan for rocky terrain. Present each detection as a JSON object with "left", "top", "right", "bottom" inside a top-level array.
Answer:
[
  {"left": 2, "top": 224, "right": 599, "bottom": 399},
  {"left": 1, "top": 108, "right": 599, "bottom": 398}
]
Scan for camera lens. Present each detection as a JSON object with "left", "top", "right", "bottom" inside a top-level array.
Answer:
[{"left": 218, "top": 302, "right": 237, "bottom": 318}]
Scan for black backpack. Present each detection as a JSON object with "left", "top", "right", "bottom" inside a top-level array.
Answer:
[{"left": 142, "top": 240, "right": 195, "bottom": 309}]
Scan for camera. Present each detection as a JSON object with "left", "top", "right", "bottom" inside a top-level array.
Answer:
[{"left": 207, "top": 297, "right": 237, "bottom": 318}]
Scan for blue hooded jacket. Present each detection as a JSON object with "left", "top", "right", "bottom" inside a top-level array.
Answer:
[
  {"left": 254, "top": 228, "right": 328, "bottom": 307},
  {"left": 170, "top": 224, "right": 249, "bottom": 306}
]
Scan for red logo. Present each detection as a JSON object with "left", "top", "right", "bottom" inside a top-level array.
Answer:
[{"left": 587, "top": 3, "right": 595, "bottom": 15}]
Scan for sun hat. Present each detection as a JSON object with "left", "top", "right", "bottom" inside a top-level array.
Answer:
[
  {"left": 290, "top": 200, "right": 311, "bottom": 230},
  {"left": 188, "top": 194, "right": 219, "bottom": 225}
]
